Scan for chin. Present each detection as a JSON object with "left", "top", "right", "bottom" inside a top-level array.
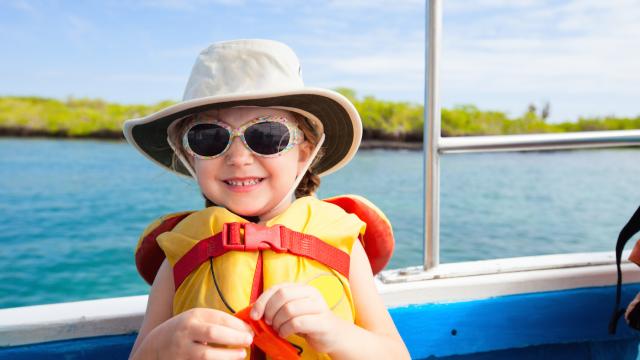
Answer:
[{"left": 226, "top": 203, "right": 266, "bottom": 218}]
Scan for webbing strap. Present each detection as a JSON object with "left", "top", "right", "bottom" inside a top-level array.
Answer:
[
  {"left": 173, "top": 232, "right": 226, "bottom": 289},
  {"left": 249, "top": 253, "right": 265, "bottom": 360},
  {"left": 608, "top": 205, "right": 640, "bottom": 334},
  {"left": 172, "top": 223, "right": 351, "bottom": 290},
  {"left": 280, "top": 230, "right": 350, "bottom": 278}
]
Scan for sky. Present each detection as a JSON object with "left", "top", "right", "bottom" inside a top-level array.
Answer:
[{"left": 1, "top": 0, "right": 639, "bottom": 123}]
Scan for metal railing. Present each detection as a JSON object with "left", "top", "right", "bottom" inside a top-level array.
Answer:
[{"left": 422, "top": 0, "right": 640, "bottom": 272}]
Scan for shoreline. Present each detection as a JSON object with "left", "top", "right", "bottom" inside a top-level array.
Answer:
[{"left": 0, "top": 127, "right": 423, "bottom": 150}]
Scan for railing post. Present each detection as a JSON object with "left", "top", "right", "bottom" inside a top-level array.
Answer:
[{"left": 424, "top": 0, "right": 442, "bottom": 271}]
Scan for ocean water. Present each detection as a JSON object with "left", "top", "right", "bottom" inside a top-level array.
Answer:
[{"left": 0, "top": 138, "right": 639, "bottom": 308}]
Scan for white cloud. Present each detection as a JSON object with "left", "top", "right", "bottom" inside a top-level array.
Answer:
[
  {"left": 137, "top": 0, "right": 245, "bottom": 11},
  {"left": 107, "top": 73, "right": 186, "bottom": 83},
  {"left": 445, "top": 0, "right": 540, "bottom": 14},
  {"left": 438, "top": 0, "right": 640, "bottom": 120},
  {"left": 64, "top": 14, "right": 96, "bottom": 44},
  {"left": 318, "top": 54, "right": 421, "bottom": 76},
  {"left": 3, "top": 0, "right": 637, "bottom": 121},
  {"left": 67, "top": 14, "right": 93, "bottom": 33},
  {"left": 288, "top": 23, "right": 424, "bottom": 100},
  {"left": 326, "top": 0, "right": 422, "bottom": 10},
  {"left": 155, "top": 45, "right": 210, "bottom": 60},
  {"left": 9, "top": 0, "right": 38, "bottom": 15},
  {"left": 282, "top": 0, "right": 638, "bottom": 120}
]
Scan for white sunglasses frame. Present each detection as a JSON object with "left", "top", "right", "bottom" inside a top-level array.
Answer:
[{"left": 182, "top": 115, "right": 305, "bottom": 159}]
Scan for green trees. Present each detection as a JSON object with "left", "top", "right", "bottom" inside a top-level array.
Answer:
[
  {"left": 338, "top": 89, "right": 639, "bottom": 139},
  {"left": 336, "top": 88, "right": 423, "bottom": 141},
  {"left": 0, "top": 96, "right": 173, "bottom": 137},
  {"left": 0, "top": 92, "right": 638, "bottom": 139}
]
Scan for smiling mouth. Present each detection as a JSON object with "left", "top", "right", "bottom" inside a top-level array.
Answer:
[{"left": 223, "top": 178, "right": 265, "bottom": 187}]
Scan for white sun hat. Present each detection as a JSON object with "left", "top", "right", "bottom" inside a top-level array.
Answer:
[{"left": 123, "top": 39, "right": 362, "bottom": 178}]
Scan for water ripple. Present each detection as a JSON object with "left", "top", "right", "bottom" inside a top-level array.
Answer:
[{"left": 1, "top": 139, "right": 639, "bottom": 307}]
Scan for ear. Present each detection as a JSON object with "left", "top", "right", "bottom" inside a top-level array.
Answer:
[{"left": 296, "top": 140, "right": 313, "bottom": 175}]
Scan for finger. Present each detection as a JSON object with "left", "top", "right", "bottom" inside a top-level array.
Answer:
[
  {"left": 194, "top": 342, "right": 247, "bottom": 360},
  {"left": 262, "top": 286, "right": 318, "bottom": 326},
  {"left": 251, "top": 283, "right": 296, "bottom": 320},
  {"left": 193, "top": 308, "right": 253, "bottom": 333},
  {"left": 626, "top": 298, "right": 640, "bottom": 320},
  {"left": 271, "top": 297, "right": 324, "bottom": 331},
  {"left": 191, "top": 323, "right": 254, "bottom": 347},
  {"left": 277, "top": 314, "right": 324, "bottom": 339},
  {"left": 626, "top": 298, "right": 640, "bottom": 323}
]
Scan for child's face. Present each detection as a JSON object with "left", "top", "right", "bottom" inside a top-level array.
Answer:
[{"left": 191, "top": 107, "right": 313, "bottom": 220}]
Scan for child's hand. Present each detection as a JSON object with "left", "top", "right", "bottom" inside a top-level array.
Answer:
[
  {"left": 151, "top": 307, "right": 254, "bottom": 360},
  {"left": 250, "top": 283, "right": 344, "bottom": 354},
  {"left": 625, "top": 292, "right": 640, "bottom": 329}
]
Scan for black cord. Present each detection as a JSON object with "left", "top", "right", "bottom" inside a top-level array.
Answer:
[
  {"left": 209, "top": 256, "right": 305, "bottom": 356},
  {"left": 609, "top": 204, "right": 640, "bottom": 334},
  {"left": 291, "top": 343, "right": 303, "bottom": 355},
  {"left": 209, "top": 257, "right": 236, "bottom": 314}
]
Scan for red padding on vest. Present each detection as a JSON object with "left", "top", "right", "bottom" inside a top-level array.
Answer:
[
  {"left": 172, "top": 223, "right": 351, "bottom": 291},
  {"left": 136, "top": 213, "right": 192, "bottom": 285},
  {"left": 629, "top": 239, "right": 640, "bottom": 266},
  {"left": 323, "top": 196, "right": 394, "bottom": 274}
]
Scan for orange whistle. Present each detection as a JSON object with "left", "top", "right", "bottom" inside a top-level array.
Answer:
[{"left": 235, "top": 306, "right": 301, "bottom": 360}]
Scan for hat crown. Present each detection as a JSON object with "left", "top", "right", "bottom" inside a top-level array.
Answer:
[{"left": 183, "top": 39, "right": 304, "bottom": 101}]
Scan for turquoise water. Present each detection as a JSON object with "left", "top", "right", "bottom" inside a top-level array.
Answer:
[{"left": 1, "top": 138, "right": 639, "bottom": 308}]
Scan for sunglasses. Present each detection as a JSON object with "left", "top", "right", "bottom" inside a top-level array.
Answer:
[{"left": 182, "top": 115, "right": 304, "bottom": 159}]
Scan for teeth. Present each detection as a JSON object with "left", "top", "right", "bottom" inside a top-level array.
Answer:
[{"left": 227, "top": 179, "right": 261, "bottom": 186}]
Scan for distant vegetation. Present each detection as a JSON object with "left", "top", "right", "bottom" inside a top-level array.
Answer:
[
  {"left": 0, "top": 96, "right": 174, "bottom": 138},
  {"left": 0, "top": 91, "right": 638, "bottom": 141}
]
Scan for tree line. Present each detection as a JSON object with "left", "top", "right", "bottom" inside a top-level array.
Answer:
[{"left": 0, "top": 90, "right": 638, "bottom": 140}]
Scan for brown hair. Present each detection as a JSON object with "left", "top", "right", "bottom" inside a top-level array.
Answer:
[
  {"left": 292, "top": 113, "right": 323, "bottom": 198},
  {"left": 166, "top": 110, "right": 323, "bottom": 207}
]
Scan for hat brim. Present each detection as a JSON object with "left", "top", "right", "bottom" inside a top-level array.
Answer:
[{"left": 123, "top": 88, "right": 362, "bottom": 178}]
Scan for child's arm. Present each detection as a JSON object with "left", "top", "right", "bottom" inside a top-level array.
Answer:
[
  {"left": 129, "top": 259, "right": 253, "bottom": 360},
  {"left": 251, "top": 240, "right": 411, "bottom": 360}
]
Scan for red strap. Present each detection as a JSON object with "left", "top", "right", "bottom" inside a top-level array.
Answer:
[
  {"left": 173, "top": 232, "right": 225, "bottom": 289},
  {"left": 250, "top": 252, "right": 264, "bottom": 303},
  {"left": 172, "top": 223, "right": 351, "bottom": 290},
  {"left": 136, "top": 213, "right": 192, "bottom": 285},
  {"left": 249, "top": 253, "right": 266, "bottom": 360},
  {"left": 279, "top": 229, "right": 350, "bottom": 278}
]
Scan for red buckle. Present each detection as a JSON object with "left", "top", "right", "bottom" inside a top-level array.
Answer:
[{"left": 221, "top": 223, "right": 286, "bottom": 252}]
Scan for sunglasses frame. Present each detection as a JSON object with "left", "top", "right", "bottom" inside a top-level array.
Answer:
[{"left": 182, "top": 115, "right": 305, "bottom": 159}]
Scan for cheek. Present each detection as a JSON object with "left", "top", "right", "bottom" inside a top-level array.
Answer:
[
  {"left": 263, "top": 154, "right": 300, "bottom": 181},
  {"left": 194, "top": 160, "right": 206, "bottom": 179},
  {"left": 194, "top": 160, "right": 219, "bottom": 187},
  {"left": 282, "top": 151, "right": 304, "bottom": 177}
]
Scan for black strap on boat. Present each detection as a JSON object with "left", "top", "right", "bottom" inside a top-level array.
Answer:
[{"left": 608, "top": 205, "right": 640, "bottom": 334}]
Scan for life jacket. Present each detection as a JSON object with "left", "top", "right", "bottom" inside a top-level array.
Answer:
[{"left": 134, "top": 195, "right": 394, "bottom": 359}]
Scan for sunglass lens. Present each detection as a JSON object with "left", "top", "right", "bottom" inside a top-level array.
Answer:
[
  {"left": 244, "top": 122, "right": 291, "bottom": 155},
  {"left": 187, "top": 123, "right": 229, "bottom": 157}
]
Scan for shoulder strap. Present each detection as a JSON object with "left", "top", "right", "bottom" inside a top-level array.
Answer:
[{"left": 608, "top": 205, "right": 640, "bottom": 334}]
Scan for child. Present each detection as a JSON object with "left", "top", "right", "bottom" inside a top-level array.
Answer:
[{"left": 124, "top": 39, "right": 410, "bottom": 360}]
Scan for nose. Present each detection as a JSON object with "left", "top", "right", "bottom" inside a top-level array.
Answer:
[{"left": 224, "top": 137, "right": 253, "bottom": 166}]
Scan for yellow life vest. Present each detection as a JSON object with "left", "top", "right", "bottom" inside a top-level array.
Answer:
[{"left": 151, "top": 196, "right": 366, "bottom": 359}]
